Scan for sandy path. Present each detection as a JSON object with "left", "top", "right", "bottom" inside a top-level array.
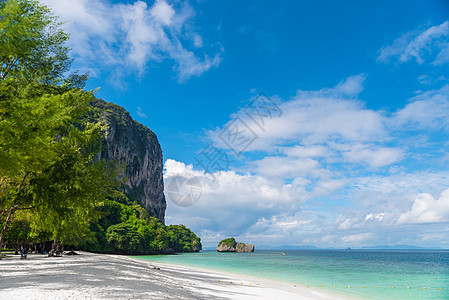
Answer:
[{"left": 0, "top": 251, "right": 348, "bottom": 299}]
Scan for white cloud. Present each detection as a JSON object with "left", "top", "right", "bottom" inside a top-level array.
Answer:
[
  {"left": 208, "top": 74, "right": 407, "bottom": 172},
  {"left": 365, "top": 213, "right": 385, "bottom": 221},
  {"left": 164, "top": 159, "right": 300, "bottom": 234},
  {"left": 193, "top": 35, "right": 203, "bottom": 48},
  {"left": 250, "top": 156, "right": 323, "bottom": 178},
  {"left": 163, "top": 158, "right": 348, "bottom": 245},
  {"left": 164, "top": 160, "right": 449, "bottom": 247},
  {"left": 150, "top": 0, "right": 175, "bottom": 26},
  {"left": 209, "top": 74, "right": 385, "bottom": 153},
  {"left": 39, "top": 0, "right": 222, "bottom": 82},
  {"left": 327, "top": 172, "right": 449, "bottom": 235},
  {"left": 378, "top": 21, "right": 449, "bottom": 64},
  {"left": 353, "top": 171, "right": 449, "bottom": 194},
  {"left": 279, "top": 145, "right": 330, "bottom": 158},
  {"left": 184, "top": 75, "right": 449, "bottom": 247},
  {"left": 337, "top": 216, "right": 361, "bottom": 230},
  {"left": 418, "top": 74, "right": 432, "bottom": 85},
  {"left": 341, "top": 144, "right": 404, "bottom": 168},
  {"left": 342, "top": 233, "right": 371, "bottom": 244},
  {"left": 136, "top": 107, "right": 147, "bottom": 119},
  {"left": 398, "top": 188, "right": 449, "bottom": 224},
  {"left": 393, "top": 84, "right": 449, "bottom": 131},
  {"left": 249, "top": 215, "right": 312, "bottom": 232},
  {"left": 434, "top": 44, "right": 449, "bottom": 65},
  {"left": 333, "top": 74, "right": 366, "bottom": 97},
  {"left": 149, "top": 72, "right": 449, "bottom": 247}
]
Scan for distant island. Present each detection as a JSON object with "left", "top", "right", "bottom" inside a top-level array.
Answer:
[{"left": 216, "top": 238, "right": 254, "bottom": 252}]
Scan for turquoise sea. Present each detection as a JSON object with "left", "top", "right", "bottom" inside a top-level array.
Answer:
[{"left": 135, "top": 249, "right": 449, "bottom": 299}]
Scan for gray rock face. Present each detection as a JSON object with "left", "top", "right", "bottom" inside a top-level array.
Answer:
[
  {"left": 191, "top": 242, "right": 202, "bottom": 252},
  {"left": 216, "top": 240, "right": 255, "bottom": 252},
  {"left": 235, "top": 242, "right": 255, "bottom": 252},
  {"left": 92, "top": 99, "right": 166, "bottom": 223}
]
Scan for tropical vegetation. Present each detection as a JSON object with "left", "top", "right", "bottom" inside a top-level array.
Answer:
[{"left": 0, "top": 0, "right": 200, "bottom": 255}]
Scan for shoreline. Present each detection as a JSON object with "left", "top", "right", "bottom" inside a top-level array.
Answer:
[
  {"left": 0, "top": 251, "right": 353, "bottom": 299},
  {"left": 131, "top": 256, "right": 359, "bottom": 300}
]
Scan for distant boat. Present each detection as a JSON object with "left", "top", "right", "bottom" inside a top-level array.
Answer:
[{"left": 345, "top": 247, "right": 352, "bottom": 250}]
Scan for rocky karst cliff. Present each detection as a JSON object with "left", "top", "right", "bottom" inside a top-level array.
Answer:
[
  {"left": 90, "top": 99, "right": 166, "bottom": 223},
  {"left": 216, "top": 238, "right": 255, "bottom": 252}
]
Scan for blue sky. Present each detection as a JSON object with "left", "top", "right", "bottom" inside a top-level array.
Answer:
[{"left": 41, "top": 0, "right": 449, "bottom": 248}]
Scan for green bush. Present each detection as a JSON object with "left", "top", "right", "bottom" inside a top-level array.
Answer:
[
  {"left": 79, "top": 192, "right": 201, "bottom": 254},
  {"left": 106, "top": 223, "right": 141, "bottom": 253},
  {"left": 218, "top": 237, "right": 236, "bottom": 247}
]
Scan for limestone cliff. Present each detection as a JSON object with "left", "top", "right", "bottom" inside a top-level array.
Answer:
[
  {"left": 90, "top": 99, "right": 166, "bottom": 223},
  {"left": 216, "top": 238, "right": 255, "bottom": 252}
]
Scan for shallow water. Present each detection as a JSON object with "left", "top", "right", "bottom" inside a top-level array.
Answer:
[{"left": 135, "top": 249, "right": 449, "bottom": 299}]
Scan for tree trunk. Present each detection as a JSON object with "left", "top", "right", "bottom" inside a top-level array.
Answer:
[
  {"left": 0, "top": 173, "right": 29, "bottom": 255},
  {"left": 0, "top": 206, "right": 15, "bottom": 255},
  {"left": 52, "top": 236, "right": 57, "bottom": 251}
]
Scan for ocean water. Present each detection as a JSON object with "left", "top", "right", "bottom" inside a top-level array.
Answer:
[{"left": 135, "top": 249, "right": 449, "bottom": 299}]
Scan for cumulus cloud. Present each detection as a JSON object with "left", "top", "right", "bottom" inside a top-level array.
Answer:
[
  {"left": 165, "top": 157, "right": 449, "bottom": 247},
  {"left": 163, "top": 158, "right": 347, "bottom": 245},
  {"left": 209, "top": 74, "right": 386, "bottom": 154},
  {"left": 155, "top": 72, "right": 449, "bottom": 247},
  {"left": 176, "top": 74, "right": 449, "bottom": 247},
  {"left": 330, "top": 172, "right": 449, "bottom": 235},
  {"left": 378, "top": 21, "right": 449, "bottom": 65},
  {"left": 398, "top": 188, "right": 449, "bottom": 224},
  {"left": 40, "top": 0, "right": 222, "bottom": 82},
  {"left": 207, "top": 74, "right": 408, "bottom": 174},
  {"left": 164, "top": 162, "right": 449, "bottom": 247}
]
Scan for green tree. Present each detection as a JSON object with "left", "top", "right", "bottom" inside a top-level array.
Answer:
[
  {"left": 29, "top": 123, "right": 120, "bottom": 248},
  {"left": 0, "top": 84, "right": 99, "bottom": 252},
  {"left": 0, "top": 0, "right": 71, "bottom": 84},
  {"left": 0, "top": 0, "right": 75, "bottom": 252},
  {"left": 167, "top": 224, "right": 202, "bottom": 252},
  {"left": 106, "top": 223, "right": 141, "bottom": 253},
  {"left": 4, "top": 210, "right": 32, "bottom": 252},
  {"left": 0, "top": 0, "right": 117, "bottom": 253},
  {"left": 97, "top": 199, "right": 125, "bottom": 230}
]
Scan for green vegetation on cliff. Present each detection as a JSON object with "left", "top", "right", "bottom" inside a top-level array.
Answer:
[
  {"left": 218, "top": 237, "right": 236, "bottom": 247},
  {"left": 81, "top": 191, "right": 201, "bottom": 254}
]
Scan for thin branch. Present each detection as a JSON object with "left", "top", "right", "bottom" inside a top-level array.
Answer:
[
  {"left": 17, "top": 172, "right": 29, "bottom": 193},
  {"left": 0, "top": 57, "right": 19, "bottom": 82}
]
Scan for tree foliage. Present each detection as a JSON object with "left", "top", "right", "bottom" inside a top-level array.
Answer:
[
  {"left": 0, "top": 0, "right": 71, "bottom": 84},
  {"left": 0, "top": 0, "right": 119, "bottom": 252},
  {"left": 218, "top": 237, "right": 236, "bottom": 247},
  {"left": 80, "top": 193, "right": 201, "bottom": 255}
]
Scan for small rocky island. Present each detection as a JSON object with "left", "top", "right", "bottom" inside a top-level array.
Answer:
[{"left": 216, "top": 238, "right": 255, "bottom": 252}]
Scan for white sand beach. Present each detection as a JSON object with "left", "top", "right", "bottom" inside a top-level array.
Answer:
[{"left": 0, "top": 252, "right": 349, "bottom": 299}]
